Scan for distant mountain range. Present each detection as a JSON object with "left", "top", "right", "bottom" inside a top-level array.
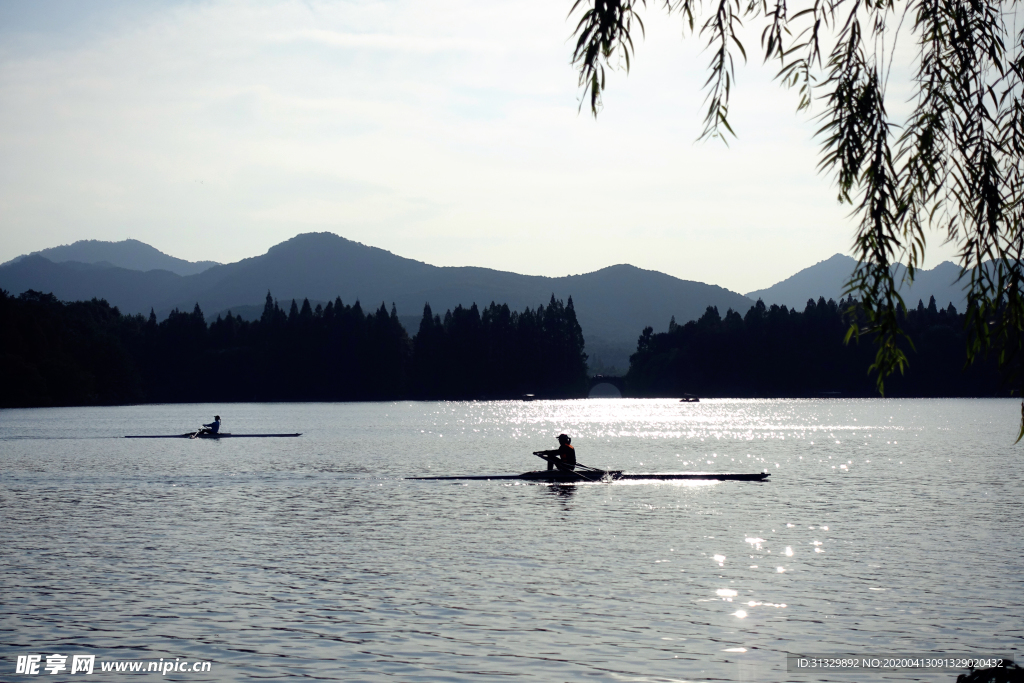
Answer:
[
  {"left": 0, "top": 235, "right": 976, "bottom": 371},
  {"left": 1, "top": 239, "right": 219, "bottom": 277},
  {"left": 746, "top": 253, "right": 969, "bottom": 310},
  {"left": 0, "top": 233, "right": 754, "bottom": 372}
]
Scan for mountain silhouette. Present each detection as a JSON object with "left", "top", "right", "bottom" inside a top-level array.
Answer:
[
  {"left": 746, "top": 253, "right": 969, "bottom": 310},
  {"left": 2, "top": 239, "right": 219, "bottom": 276},
  {"left": 0, "top": 233, "right": 754, "bottom": 370}
]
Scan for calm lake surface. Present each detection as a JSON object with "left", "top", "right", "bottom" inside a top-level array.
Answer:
[{"left": 1, "top": 399, "right": 1021, "bottom": 682}]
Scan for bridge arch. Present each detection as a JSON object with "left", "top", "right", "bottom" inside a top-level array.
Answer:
[{"left": 588, "top": 375, "right": 625, "bottom": 398}]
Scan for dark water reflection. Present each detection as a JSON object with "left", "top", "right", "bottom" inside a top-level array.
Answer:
[
  {"left": 545, "top": 484, "right": 578, "bottom": 499},
  {"left": 1, "top": 400, "right": 1021, "bottom": 681}
]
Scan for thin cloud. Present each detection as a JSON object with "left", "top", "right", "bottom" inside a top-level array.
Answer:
[{"left": 274, "top": 29, "right": 502, "bottom": 55}]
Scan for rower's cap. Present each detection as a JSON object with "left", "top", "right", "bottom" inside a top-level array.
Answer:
[
  {"left": 556, "top": 433, "right": 570, "bottom": 443},
  {"left": 215, "top": 415, "right": 221, "bottom": 420}
]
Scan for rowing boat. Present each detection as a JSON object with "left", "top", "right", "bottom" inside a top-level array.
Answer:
[
  {"left": 409, "top": 470, "right": 770, "bottom": 482},
  {"left": 124, "top": 433, "right": 302, "bottom": 439}
]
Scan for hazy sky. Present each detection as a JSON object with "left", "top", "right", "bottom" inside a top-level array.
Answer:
[{"left": 0, "top": 0, "right": 959, "bottom": 294}]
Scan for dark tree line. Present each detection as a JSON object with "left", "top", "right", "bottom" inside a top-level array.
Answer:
[
  {"left": 626, "top": 297, "right": 1006, "bottom": 398},
  {"left": 3, "top": 288, "right": 1008, "bottom": 408},
  {"left": 1, "top": 291, "right": 145, "bottom": 407},
  {"left": 0, "top": 289, "right": 589, "bottom": 407},
  {"left": 412, "top": 297, "right": 589, "bottom": 399}
]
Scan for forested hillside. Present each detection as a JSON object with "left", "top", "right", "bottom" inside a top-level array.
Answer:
[
  {"left": 626, "top": 297, "right": 1005, "bottom": 397},
  {"left": 0, "top": 290, "right": 589, "bottom": 407}
]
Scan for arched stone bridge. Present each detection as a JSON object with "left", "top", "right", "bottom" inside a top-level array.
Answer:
[{"left": 588, "top": 375, "right": 626, "bottom": 397}]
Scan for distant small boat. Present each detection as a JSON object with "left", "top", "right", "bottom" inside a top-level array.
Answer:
[
  {"left": 125, "top": 433, "right": 301, "bottom": 439},
  {"left": 521, "top": 394, "right": 536, "bottom": 401},
  {"left": 410, "top": 470, "right": 769, "bottom": 482},
  {"left": 680, "top": 394, "right": 700, "bottom": 403}
]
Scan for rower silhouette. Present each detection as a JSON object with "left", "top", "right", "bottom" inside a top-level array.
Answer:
[
  {"left": 535, "top": 434, "right": 576, "bottom": 472},
  {"left": 198, "top": 415, "right": 221, "bottom": 436}
]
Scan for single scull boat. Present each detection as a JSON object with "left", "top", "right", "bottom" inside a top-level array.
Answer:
[
  {"left": 125, "top": 433, "right": 301, "bottom": 439},
  {"left": 410, "top": 470, "right": 770, "bottom": 482}
]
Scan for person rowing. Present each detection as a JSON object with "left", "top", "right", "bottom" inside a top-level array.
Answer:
[
  {"left": 196, "top": 415, "right": 221, "bottom": 436},
  {"left": 534, "top": 433, "right": 576, "bottom": 472}
]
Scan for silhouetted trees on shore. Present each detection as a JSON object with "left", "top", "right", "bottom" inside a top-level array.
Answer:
[
  {"left": 412, "top": 298, "right": 589, "bottom": 399},
  {"left": 626, "top": 297, "right": 1005, "bottom": 398},
  {"left": 1, "top": 291, "right": 145, "bottom": 406},
  {"left": 1, "top": 289, "right": 1009, "bottom": 408},
  {"left": 0, "top": 290, "right": 589, "bottom": 407}
]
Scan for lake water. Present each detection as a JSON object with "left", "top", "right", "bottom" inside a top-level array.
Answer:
[{"left": 1, "top": 399, "right": 1021, "bottom": 682}]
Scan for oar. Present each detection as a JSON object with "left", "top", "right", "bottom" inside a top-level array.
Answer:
[
  {"left": 532, "top": 451, "right": 560, "bottom": 467},
  {"left": 573, "top": 464, "right": 607, "bottom": 482}
]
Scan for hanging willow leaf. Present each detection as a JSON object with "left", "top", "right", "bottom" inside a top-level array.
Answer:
[{"left": 569, "top": 0, "right": 1024, "bottom": 437}]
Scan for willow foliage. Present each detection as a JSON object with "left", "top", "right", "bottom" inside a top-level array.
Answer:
[{"left": 570, "top": 0, "right": 1024, "bottom": 431}]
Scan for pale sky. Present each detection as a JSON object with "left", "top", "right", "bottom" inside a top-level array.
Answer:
[{"left": 0, "top": 0, "right": 959, "bottom": 294}]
